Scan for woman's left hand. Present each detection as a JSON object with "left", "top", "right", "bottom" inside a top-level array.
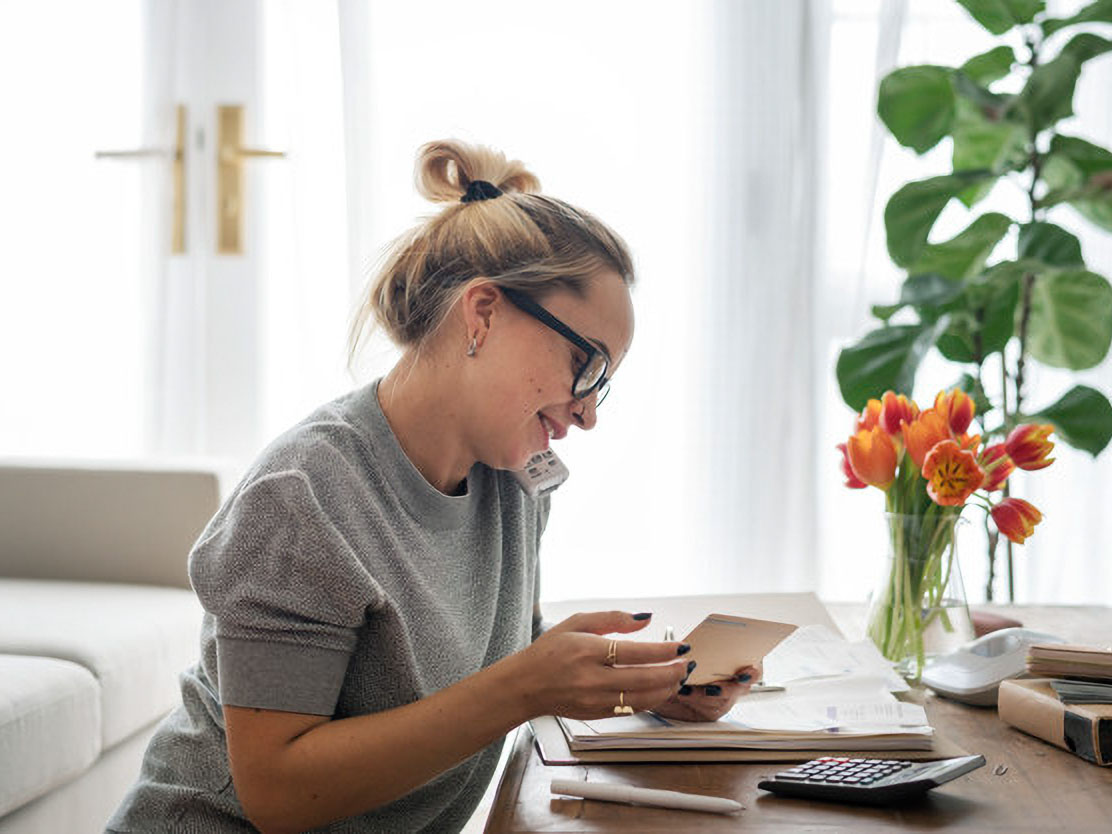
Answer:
[{"left": 648, "top": 664, "right": 762, "bottom": 723}]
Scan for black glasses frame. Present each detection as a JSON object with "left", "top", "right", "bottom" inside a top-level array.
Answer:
[{"left": 500, "top": 286, "right": 611, "bottom": 405}]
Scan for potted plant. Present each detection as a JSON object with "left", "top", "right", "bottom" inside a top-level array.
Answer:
[{"left": 836, "top": 0, "right": 1112, "bottom": 600}]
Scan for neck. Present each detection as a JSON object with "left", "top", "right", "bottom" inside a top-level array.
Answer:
[{"left": 377, "top": 357, "right": 475, "bottom": 495}]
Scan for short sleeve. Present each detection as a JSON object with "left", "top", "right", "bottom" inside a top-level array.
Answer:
[
  {"left": 189, "top": 470, "right": 383, "bottom": 715},
  {"left": 531, "top": 494, "right": 551, "bottom": 642}
]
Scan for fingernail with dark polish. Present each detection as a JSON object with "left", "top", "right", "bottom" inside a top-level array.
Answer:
[
  {"left": 678, "top": 685, "right": 693, "bottom": 696},
  {"left": 704, "top": 685, "right": 722, "bottom": 696},
  {"left": 687, "top": 660, "right": 697, "bottom": 673},
  {"left": 676, "top": 643, "right": 691, "bottom": 656},
  {"left": 736, "top": 673, "right": 751, "bottom": 683},
  {"left": 632, "top": 612, "right": 652, "bottom": 621}
]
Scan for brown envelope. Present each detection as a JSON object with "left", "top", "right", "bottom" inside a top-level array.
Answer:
[{"left": 681, "top": 613, "right": 797, "bottom": 686}]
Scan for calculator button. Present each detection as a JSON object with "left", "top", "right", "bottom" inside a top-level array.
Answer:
[
  {"left": 774, "top": 773, "right": 810, "bottom": 781},
  {"left": 825, "top": 776, "right": 846, "bottom": 783}
]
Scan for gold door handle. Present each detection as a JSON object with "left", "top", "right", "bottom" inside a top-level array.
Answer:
[
  {"left": 95, "top": 105, "right": 187, "bottom": 254},
  {"left": 216, "top": 105, "right": 287, "bottom": 254}
]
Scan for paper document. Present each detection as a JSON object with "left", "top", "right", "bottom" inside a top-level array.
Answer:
[{"left": 763, "top": 625, "right": 909, "bottom": 692}]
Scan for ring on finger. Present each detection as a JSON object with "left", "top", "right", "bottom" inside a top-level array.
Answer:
[
  {"left": 604, "top": 639, "right": 618, "bottom": 667},
  {"left": 613, "top": 690, "right": 634, "bottom": 715}
]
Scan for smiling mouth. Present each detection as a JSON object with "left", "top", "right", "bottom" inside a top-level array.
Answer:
[{"left": 538, "top": 413, "right": 566, "bottom": 441}]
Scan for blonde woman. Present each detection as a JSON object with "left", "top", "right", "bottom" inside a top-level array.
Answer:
[{"left": 108, "top": 140, "right": 759, "bottom": 833}]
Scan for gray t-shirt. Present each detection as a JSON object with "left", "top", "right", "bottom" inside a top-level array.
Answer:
[{"left": 107, "top": 379, "right": 548, "bottom": 833}]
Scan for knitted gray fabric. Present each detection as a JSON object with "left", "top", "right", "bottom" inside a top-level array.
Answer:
[{"left": 107, "top": 379, "right": 549, "bottom": 833}]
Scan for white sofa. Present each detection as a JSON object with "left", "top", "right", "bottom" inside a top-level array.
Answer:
[{"left": 0, "top": 460, "right": 225, "bottom": 833}]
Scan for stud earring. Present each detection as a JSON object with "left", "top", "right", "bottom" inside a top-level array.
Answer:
[{"left": 466, "top": 337, "right": 477, "bottom": 357}]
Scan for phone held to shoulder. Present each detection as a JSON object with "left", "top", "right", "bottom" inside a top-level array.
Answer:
[{"left": 510, "top": 449, "right": 570, "bottom": 498}]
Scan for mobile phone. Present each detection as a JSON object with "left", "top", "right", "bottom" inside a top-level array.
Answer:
[{"left": 510, "top": 449, "right": 570, "bottom": 497}]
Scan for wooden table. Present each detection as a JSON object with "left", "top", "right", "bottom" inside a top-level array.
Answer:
[{"left": 485, "top": 599, "right": 1112, "bottom": 832}]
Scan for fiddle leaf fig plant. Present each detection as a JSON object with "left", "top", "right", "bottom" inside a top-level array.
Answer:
[{"left": 836, "top": 0, "right": 1112, "bottom": 601}]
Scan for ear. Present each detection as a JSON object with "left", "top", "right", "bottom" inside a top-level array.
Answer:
[{"left": 460, "top": 280, "right": 501, "bottom": 347}]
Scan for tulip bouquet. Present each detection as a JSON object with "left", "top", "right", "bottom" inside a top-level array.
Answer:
[{"left": 838, "top": 388, "right": 1055, "bottom": 679}]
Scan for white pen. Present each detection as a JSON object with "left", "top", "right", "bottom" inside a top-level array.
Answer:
[
  {"left": 664, "top": 625, "right": 675, "bottom": 641},
  {"left": 551, "top": 778, "right": 743, "bottom": 815}
]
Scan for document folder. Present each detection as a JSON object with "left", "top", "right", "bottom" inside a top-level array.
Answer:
[{"left": 998, "top": 678, "right": 1112, "bottom": 766}]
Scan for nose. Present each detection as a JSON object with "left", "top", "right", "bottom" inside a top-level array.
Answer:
[{"left": 570, "top": 393, "right": 598, "bottom": 431}]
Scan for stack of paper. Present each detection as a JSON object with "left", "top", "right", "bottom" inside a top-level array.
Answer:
[
  {"left": 556, "top": 626, "right": 935, "bottom": 753},
  {"left": 559, "top": 675, "right": 932, "bottom": 751}
]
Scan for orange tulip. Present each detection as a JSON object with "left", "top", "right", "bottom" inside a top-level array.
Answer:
[
  {"left": 921, "top": 439, "right": 985, "bottom": 506},
  {"left": 979, "top": 444, "right": 1015, "bottom": 492},
  {"left": 837, "top": 443, "right": 868, "bottom": 489},
  {"left": 957, "top": 432, "right": 982, "bottom": 458},
  {"left": 901, "top": 409, "right": 950, "bottom": 468},
  {"left": 1005, "top": 424, "right": 1055, "bottom": 471},
  {"left": 880, "top": 391, "right": 920, "bottom": 435},
  {"left": 855, "top": 398, "right": 882, "bottom": 433},
  {"left": 847, "top": 427, "right": 898, "bottom": 490},
  {"left": 934, "top": 388, "right": 976, "bottom": 435},
  {"left": 991, "top": 497, "right": 1043, "bottom": 544}
]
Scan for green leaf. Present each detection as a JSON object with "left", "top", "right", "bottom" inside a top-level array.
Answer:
[
  {"left": 1017, "top": 221, "right": 1084, "bottom": 266},
  {"left": 935, "top": 263, "right": 1022, "bottom": 362},
  {"left": 878, "top": 66, "right": 957, "bottom": 154},
  {"left": 1042, "top": 135, "right": 1112, "bottom": 232},
  {"left": 1030, "top": 384, "right": 1112, "bottom": 456},
  {"left": 836, "top": 318, "right": 951, "bottom": 411},
  {"left": 960, "top": 45, "right": 1016, "bottom": 85},
  {"left": 1016, "top": 34, "right": 1112, "bottom": 131},
  {"left": 1043, "top": 0, "right": 1112, "bottom": 37},
  {"left": 902, "top": 273, "right": 966, "bottom": 308},
  {"left": 872, "top": 303, "right": 905, "bottom": 322},
  {"left": 956, "top": 0, "right": 1045, "bottom": 33},
  {"left": 1027, "top": 269, "right": 1112, "bottom": 369},
  {"left": 951, "top": 98, "right": 1027, "bottom": 207},
  {"left": 906, "top": 212, "right": 1013, "bottom": 279},
  {"left": 885, "top": 172, "right": 994, "bottom": 267}
]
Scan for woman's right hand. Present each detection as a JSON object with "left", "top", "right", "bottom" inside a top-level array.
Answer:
[{"left": 511, "top": 611, "right": 692, "bottom": 720}]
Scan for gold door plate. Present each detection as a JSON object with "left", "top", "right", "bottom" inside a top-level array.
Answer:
[{"left": 216, "top": 105, "right": 285, "bottom": 254}]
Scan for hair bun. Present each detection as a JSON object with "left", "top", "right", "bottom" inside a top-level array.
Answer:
[{"left": 415, "top": 139, "right": 541, "bottom": 203}]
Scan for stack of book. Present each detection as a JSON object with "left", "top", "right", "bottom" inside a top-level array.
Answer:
[{"left": 997, "top": 643, "right": 1112, "bottom": 766}]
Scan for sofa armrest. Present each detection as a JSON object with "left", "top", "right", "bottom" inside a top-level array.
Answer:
[{"left": 0, "top": 458, "right": 227, "bottom": 590}]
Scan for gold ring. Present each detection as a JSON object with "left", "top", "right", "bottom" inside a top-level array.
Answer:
[
  {"left": 604, "top": 639, "right": 618, "bottom": 667},
  {"left": 613, "top": 690, "right": 634, "bottom": 715}
]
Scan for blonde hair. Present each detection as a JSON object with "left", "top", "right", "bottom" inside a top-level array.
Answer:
[{"left": 347, "top": 139, "right": 634, "bottom": 363}]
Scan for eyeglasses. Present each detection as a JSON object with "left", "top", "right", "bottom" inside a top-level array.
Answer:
[{"left": 501, "top": 286, "right": 611, "bottom": 406}]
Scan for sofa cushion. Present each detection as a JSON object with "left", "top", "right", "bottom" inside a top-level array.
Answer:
[
  {"left": 0, "top": 579, "right": 202, "bottom": 749},
  {"left": 0, "top": 654, "right": 101, "bottom": 817}
]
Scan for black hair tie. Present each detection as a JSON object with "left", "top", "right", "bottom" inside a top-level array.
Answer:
[{"left": 461, "top": 180, "right": 503, "bottom": 203}]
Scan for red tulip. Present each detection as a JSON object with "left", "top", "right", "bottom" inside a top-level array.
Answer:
[
  {"left": 1005, "top": 424, "right": 1055, "bottom": 471},
  {"left": 934, "top": 388, "right": 976, "bottom": 435},
  {"left": 991, "top": 497, "right": 1043, "bottom": 544},
  {"left": 979, "top": 444, "right": 1015, "bottom": 492},
  {"left": 837, "top": 443, "right": 868, "bottom": 489},
  {"left": 847, "top": 427, "right": 898, "bottom": 490},
  {"left": 922, "top": 439, "right": 985, "bottom": 506},
  {"left": 880, "top": 391, "right": 919, "bottom": 435}
]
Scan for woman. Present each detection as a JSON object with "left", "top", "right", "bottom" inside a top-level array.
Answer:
[{"left": 108, "top": 139, "right": 758, "bottom": 833}]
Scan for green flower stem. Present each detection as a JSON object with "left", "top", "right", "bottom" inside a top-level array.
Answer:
[{"left": 867, "top": 461, "right": 966, "bottom": 681}]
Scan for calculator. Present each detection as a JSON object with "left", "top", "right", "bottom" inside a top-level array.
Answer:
[{"left": 757, "top": 755, "right": 986, "bottom": 805}]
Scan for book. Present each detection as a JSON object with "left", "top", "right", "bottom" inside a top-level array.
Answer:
[
  {"left": 1026, "top": 644, "right": 1112, "bottom": 682},
  {"left": 1050, "top": 679, "right": 1112, "bottom": 705},
  {"left": 998, "top": 678, "right": 1112, "bottom": 766}
]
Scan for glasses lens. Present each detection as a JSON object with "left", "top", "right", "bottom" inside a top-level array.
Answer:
[
  {"left": 596, "top": 380, "right": 611, "bottom": 406},
  {"left": 573, "top": 352, "right": 608, "bottom": 398}
]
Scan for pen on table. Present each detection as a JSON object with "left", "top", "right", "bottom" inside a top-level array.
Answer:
[
  {"left": 551, "top": 779, "right": 743, "bottom": 815},
  {"left": 749, "top": 683, "right": 786, "bottom": 693}
]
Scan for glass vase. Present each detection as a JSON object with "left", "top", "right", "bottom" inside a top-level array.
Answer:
[{"left": 865, "top": 511, "right": 975, "bottom": 683}]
